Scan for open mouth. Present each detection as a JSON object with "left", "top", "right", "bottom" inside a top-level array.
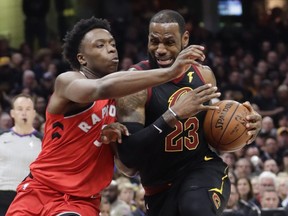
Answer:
[
  {"left": 156, "top": 58, "right": 173, "bottom": 67},
  {"left": 112, "top": 57, "right": 119, "bottom": 63}
]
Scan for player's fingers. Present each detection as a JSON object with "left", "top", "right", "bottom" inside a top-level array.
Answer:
[
  {"left": 101, "top": 135, "right": 109, "bottom": 144},
  {"left": 247, "top": 134, "right": 255, "bottom": 145},
  {"left": 201, "top": 104, "right": 220, "bottom": 110},
  {"left": 181, "top": 46, "right": 205, "bottom": 61},
  {"left": 121, "top": 125, "right": 130, "bottom": 136},
  {"left": 242, "top": 101, "right": 252, "bottom": 111},
  {"left": 197, "top": 86, "right": 219, "bottom": 98},
  {"left": 198, "top": 92, "right": 221, "bottom": 104},
  {"left": 110, "top": 128, "right": 122, "bottom": 143},
  {"left": 194, "top": 83, "right": 213, "bottom": 93}
]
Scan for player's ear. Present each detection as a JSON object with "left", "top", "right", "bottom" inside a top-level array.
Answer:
[
  {"left": 77, "top": 53, "right": 87, "bottom": 66},
  {"left": 182, "top": 30, "right": 189, "bottom": 48}
]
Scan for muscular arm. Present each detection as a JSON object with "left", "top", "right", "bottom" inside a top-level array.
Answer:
[{"left": 48, "top": 45, "right": 206, "bottom": 114}]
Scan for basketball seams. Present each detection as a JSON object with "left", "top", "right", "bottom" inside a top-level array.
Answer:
[{"left": 218, "top": 102, "right": 239, "bottom": 146}]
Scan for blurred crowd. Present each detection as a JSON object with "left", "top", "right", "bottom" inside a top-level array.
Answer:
[{"left": 1, "top": 2, "right": 288, "bottom": 216}]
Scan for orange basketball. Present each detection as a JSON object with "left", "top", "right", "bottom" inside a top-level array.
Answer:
[{"left": 203, "top": 100, "right": 251, "bottom": 152}]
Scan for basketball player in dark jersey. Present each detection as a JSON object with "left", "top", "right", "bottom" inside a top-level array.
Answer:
[
  {"left": 6, "top": 17, "right": 208, "bottom": 216},
  {"left": 112, "top": 10, "right": 262, "bottom": 216}
]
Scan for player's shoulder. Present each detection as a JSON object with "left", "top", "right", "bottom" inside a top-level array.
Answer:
[
  {"left": 195, "top": 64, "right": 212, "bottom": 73},
  {"left": 194, "top": 64, "right": 216, "bottom": 85},
  {"left": 55, "top": 71, "right": 83, "bottom": 83}
]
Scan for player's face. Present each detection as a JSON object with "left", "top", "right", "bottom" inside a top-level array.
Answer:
[
  {"left": 148, "top": 22, "right": 189, "bottom": 68},
  {"left": 10, "top": 97, "right": 36, "bottom": 127},
  {"left": 78, "top": 28, "right": 119, "bottom": 76}
]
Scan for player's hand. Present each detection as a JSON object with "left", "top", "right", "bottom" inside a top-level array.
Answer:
[
  {"left": 169, "top": 45, "right": 205, "bottom": 77},
  {"left": 170, "top": 83, "right": 221, "bottom": 119},
  {"left": 242, "top": 101, "right": 262, "bottom": 144},
  {"left": 101, "top": 122, "right": 129, "bottom": 144}
]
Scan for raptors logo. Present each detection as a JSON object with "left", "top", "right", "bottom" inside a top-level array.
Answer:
[{"left": 212, "top": 192, "right": 221, "bottom": 209}]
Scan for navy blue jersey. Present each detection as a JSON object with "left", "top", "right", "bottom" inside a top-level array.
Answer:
[{"left": 132, "top": 61, "right": 222, "bottom": 186}]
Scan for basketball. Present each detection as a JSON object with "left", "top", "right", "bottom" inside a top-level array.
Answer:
[{"left": 203, "top": 100, "right": 251, "bottom": 152}]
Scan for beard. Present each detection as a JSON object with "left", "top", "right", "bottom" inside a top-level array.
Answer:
[{"left": 148, "top": 53, "right": 160, "bottom": 69}]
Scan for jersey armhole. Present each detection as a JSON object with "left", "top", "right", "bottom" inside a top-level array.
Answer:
[{"left": 191, "top": 65, "right": 205, "bottom": 83}]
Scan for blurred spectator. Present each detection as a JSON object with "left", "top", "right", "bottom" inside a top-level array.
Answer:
[
  {"left": 223, "top": 183, "right": 244, "bottom": 214},
  {"left": 118, "top": 181, "right": 136, "bottom": 211},
  {"left": 234, "top": 158, "right": 253, "bottom": 179},
  {"left": 223, "top": 183, "right": 259, "bottom": 216},
  {"left": 34, "top": 72, "right": 55, "bottom": 101},
  {"left": 102, "top": 180, "right": 131, "bottom": 216},
  {"left": 276, "top": 85, "right": 288, "bottom": 112},
  {"left": 9, "top": 52, "right": 24, "bottom": 88},
  {"left": 236, "top": 177, "right": 254, "bottom": 202},
  {"left": 131, "top": 185, "right": 146, "bottom": 216},
  {"left": 263, "top": 159, "right": 279, "bottom": 174},
  {"left": 266, "top": 51, "right": 279, "bottom": 73},
  {"left": 260, "top": 189, "right": 280, "bottom": 209},
  {"left": 251, "top": 171, "right": 277, "bottom": 207},
  {"left": 260, "top": 136, "right": 281, "bottom": 165},
  {"left": 228, "top": 170, "right": 237, "bottom": 185},
  {"left": 221, "top": 152, "right": 237, "bottom": 170},
  {"left": 34, "top": 96, "right": 47, "bottom": 120},
  {"left": 276, "top": 175, "right": 288, "bottom": 207},
  {"left": 0, "top": 94, "right": 42, "bottom": 215},
  {"left": 0, "top": 56, "right": 14, "bottom": 93},
  {"left": 0, "top": 112, "right": 13, "bottom": 132},
  {"left": 281, "top": 150, "right": 288, "bottom": 173},
  {"left": 221, "top": 70, "right": 252, "bottom": 102},
  {"left": 33, "top": 113, "right": 45, "bottom": 133},
  {"left": 251, "top": 176, "right": 260, "bottom": 199},
  {"left": 277, "top": 114, "right": 288, "bottom": 128},
  {"left": 33, "top": 48, "right": 53, "bottom": 81},
  {"left": 252, "top": 79, "right": 285, "bottom": 120},
  {"left": 22, "top": 0, "right": 50, "bottom": 50},
  {"left": 100, "top": 198, "right": 111, "bottom": 216},
  {"left": 260, "top": 116, "right": 277, "bottom": 137},
  {"left": 12, "top": 69, "right": 38, "bottom": 96}
]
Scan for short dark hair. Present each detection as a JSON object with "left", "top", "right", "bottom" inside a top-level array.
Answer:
[
  {"left": 150, "top": 10, "right": 186, "bottom": 35},
  {"left": 62, "top": 17, "right": 111, "bottom": 70}
]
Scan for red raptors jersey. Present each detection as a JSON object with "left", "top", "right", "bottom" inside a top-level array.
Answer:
[{"left": 30, "top": 100, "right": 116, "bottom": 197}]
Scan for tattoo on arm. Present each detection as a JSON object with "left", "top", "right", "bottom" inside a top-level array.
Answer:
[{"left": 116, "top": 90, "right": 148, "bottom": 124}]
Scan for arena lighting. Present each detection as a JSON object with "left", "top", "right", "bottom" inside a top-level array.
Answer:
[{"left": 218, "top": 0, "right": 243, "bottom": 16}]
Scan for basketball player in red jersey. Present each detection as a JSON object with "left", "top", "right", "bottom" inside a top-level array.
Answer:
[
  {"left": 106, "top": 10, "right": 262, "bottom": 216},
  {"left": 6, "top": 17, "right": 209, "bottom": 216}
]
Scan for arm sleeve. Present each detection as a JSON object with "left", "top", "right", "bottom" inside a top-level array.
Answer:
[{"left": 117, "top": 116, "right": 174, "bottom": 168}]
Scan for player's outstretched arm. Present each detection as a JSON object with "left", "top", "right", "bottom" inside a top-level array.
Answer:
[{"left": 55, "top": 45, "right": 206, "bottom": 104}]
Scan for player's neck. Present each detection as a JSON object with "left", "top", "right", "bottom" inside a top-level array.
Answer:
[
  {"left": 12, "top": 125, "right": 35, "bottom": 135},
  {"left": 80, "top": 66, "right": 101, "bottom": 79}
]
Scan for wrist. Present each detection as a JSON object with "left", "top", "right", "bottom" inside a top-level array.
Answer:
[
  {"left": 162, "top": 108, "right": 180, "bottom": 128},
  {"left": 168, "top": 107, "right": 180, "bottom": 120}
]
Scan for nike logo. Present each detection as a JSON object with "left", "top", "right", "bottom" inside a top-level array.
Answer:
[
  {"left": 153, "top": 124, "right": 162, "bottom": 133},
  {"left": 204, "top": 156, "right": 213, "bottom": 161}
]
